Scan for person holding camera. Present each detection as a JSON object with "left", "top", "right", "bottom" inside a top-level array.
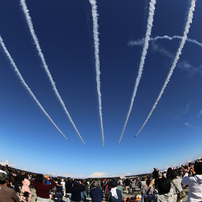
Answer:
[
  {"left": 144, "top": 178, "right": 174, "bottom": 202},
  {"left": 182, "top": 162, "right": 202, "bottom": 201},
  {"left": 69, "top": 179, "right": 85, "bottom": 202}
]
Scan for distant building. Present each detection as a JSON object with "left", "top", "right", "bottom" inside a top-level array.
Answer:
[{"left": 0, "top": 160, "right": 8, "bottom": 166}]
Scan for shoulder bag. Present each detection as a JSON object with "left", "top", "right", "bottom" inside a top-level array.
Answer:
[{"left": 171, "top": 180, "right": 186, "bottom": 199}]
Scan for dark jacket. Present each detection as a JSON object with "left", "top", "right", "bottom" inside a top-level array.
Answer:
[
  {"left": 109, "top": 188, "right": 122, "bottom": 202},
  {"left": 90, "top": 187, "right": 103, "bottom": 202},
  {"left": 70, "top": 182, "right": 85, "bottom": 201}
]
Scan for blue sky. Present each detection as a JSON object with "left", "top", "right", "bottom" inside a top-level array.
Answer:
[{"left": 0, "top": 0, "right": 202, "bottom": 178}]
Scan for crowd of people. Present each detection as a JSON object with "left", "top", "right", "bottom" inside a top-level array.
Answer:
[{"left": 0, "top": 159, "right": 202, "bottom": 202}]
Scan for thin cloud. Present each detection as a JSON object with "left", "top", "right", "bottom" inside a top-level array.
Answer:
[
  {"left": 89, "top": 0, "right": 104, "bottom": 146},
  {"left": 118, "top": 0, "right": 157, "bottom": 144},
  {"left": 0, "top": 35, "right": 69, "bottom": 141},
  {"left": 199, "top": 110, "right": 202, "bottom": 117},
  {"left": 174, "top": 102, "right": 191, "bottom": 118},
  {"left": 130, "top": 40, "right": 202, "bottom": 75},
  {"left": 151, "top": 42, "right": 174, "bottom": 58},
  {"left": 20, "top": 0, "right": 85, "bottom": 145},
  {"left": 152, "top": 42, "right": 202, "bottom": 75},
  {"left": 185, "top": 122, "right": 192, "bottom": 128},
  {"left": 135, "top": 0, "right": 196, "bottom": 137}
]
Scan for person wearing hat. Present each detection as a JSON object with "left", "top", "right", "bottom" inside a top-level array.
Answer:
[
  {"left": 90, "top": 181, "right": 103, "bottom": 202},
  {"left": 0, "top": 170, "right": 19, "bottom": 202},
  {"left": 109, "top": 180, "right": 122, "bottom": 202}
]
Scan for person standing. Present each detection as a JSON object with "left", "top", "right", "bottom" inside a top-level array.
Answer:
[
  {"left": 61, "top": 178, "right": 66, "bottom": 197},
  {"left": 109, "top": 180, "right": 122, "bottom": 202},
  {"left": 33, "top": 174, "right": 56, "bottom": 202},
  {"left": 65, "top": 178, "right": 72, "bottom": 202},
  {"left": 144, "top": 178, "right": 174, "bottom": 202},
  {"left": 182, "top": 162, "right": 202, "bottom": 201},
  {"left": 124, "top": 178, "right": 131, "bottom": 194},
  {"left": 90, "top": 182, "right": 103, "bottom": 202},
  {"left": 69, "top": 179, "right": 85, "bottom": 202},
  {"left": 170, "top": 170, "right": 183, "bottom": 202},
  {"left": 0, "top": 170, "right": 19, "bottom": 202},
  {"left": 56, "top": 179, "right": 63, "bottom": 202},
  {"left": 21, "top": 178, "right": 31, "bottom": 202},
  {"left": 117, "top": 180, "right": 124, "bottom": 202}
]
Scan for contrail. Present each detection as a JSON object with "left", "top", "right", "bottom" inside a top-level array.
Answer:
[
  {"left": 128, "top": 35, "right": 202, "bottom": 49},
  {"left": 135, "top": 0, "right": 196, "bottom": 138},
  {"left": 0, "top": 35, "right": 69, "bottom": 141},
  {"left": 89, "top": 0, "right": 104, "bottom": 146},
  {"left": 118, "top": 0, "right": 157, "bottom": 144},
  {"left": 20, "top": 0, "right": 85, "bottom": 145}
]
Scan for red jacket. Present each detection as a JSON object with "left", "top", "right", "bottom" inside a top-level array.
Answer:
[{"left": 33, "top": 179, "right": 56, "bottom": 199}]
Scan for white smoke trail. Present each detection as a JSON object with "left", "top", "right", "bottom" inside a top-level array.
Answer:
[
  {"left": 20, "top": 0, "right": 85, "bottom": 145},
  {"left": 135, "top": 0, "right": 196, "bottom": 137},
  {"left": 118, "top": 0, "right": 157, "bottom": 144},
  {"left": 128, "top": 35, "right": 202, "bottom": 49},
  {"left": 0, "top": 35, "right": 69, "bottom": 141},
  {"left": 89, "top": 0, "right": 104, "bottom": 147}
]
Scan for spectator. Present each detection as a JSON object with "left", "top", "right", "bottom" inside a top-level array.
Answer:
[
  {"left": 21, "top": 178, "right": 31, "bottom": 202},
  {"left": 142, "top": 178, "right": 154, "bottom": 202},
  {"left": 18, "top": 171, "right": 26, "bottom": 189},
  {"left": 144, "top": 178, "right": 174, "bottom": 202},
  {"left": 131, "top": 179, "right": 136, "bottom": 192},
  {"left": 61, "top": 178, "right": 66, "bottom": 197},
  {"left": 33, "top": 174, "right": 56, "bottom": 202},
  {"left": 152, "top": 168, "right": 159, "bottom": 179},
  {"left": 166, "top": 168, "right": 173, "bottom": 179},
  {"left": 117, "top": 180, "right": 124, "bottom": 202},
  {"left": 90, "top": 181, "right": 103, "bottom": 202},
  {"left": 65, "top": 178, "right": 72, "bottom": 202},
  {"left": 84, "top": 180, "right": 89, "bottom": 197},
  {"left": 56, "top": 179, "right": 63, "bottom": 202},
  {"left": 170, "top": 170, "right": 183, "bottom": 202},
  {"left": 124, "top": 178, "right": 131, "bottom": 194},
  {"left": 109, "top": 180, "right": 122, "bottom": 202},
  {"left": 140, "top": 176, "right": 147, "bottom": 202},
  {"left": 182, "top": 162, "right": 202, "bottom": 201},
  {"left": 0, "top": 170, "right": 19, "bottom": 202},
  {"left": 69, "top": 179, "right": 85, "bottom": 202},
  {"left": 80, "top": 180, "right": 86, "bottom": 201}
]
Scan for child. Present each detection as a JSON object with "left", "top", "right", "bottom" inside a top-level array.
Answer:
[{"left": 21, "top": 178, "right": 31, "bottom": 202}]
